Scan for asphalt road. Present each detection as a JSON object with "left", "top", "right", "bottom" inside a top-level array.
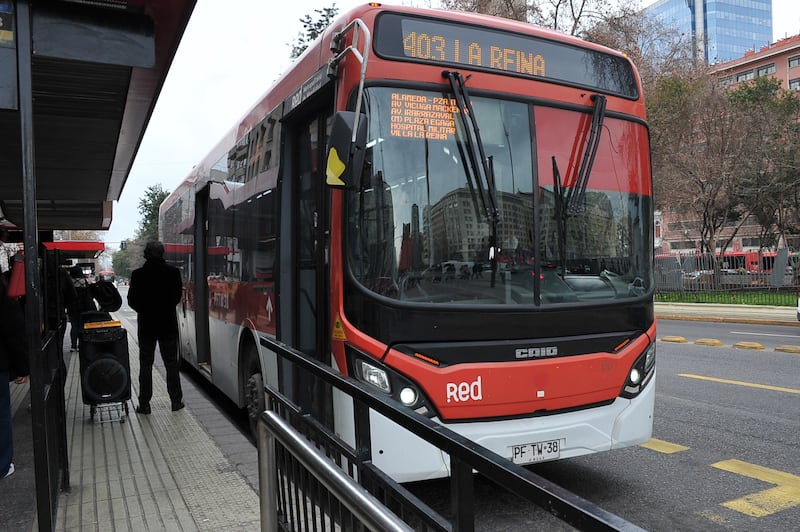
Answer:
[{"left": 658, "top": 319, "right": 800, "bottom": 351}]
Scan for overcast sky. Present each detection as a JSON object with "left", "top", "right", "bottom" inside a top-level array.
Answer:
[{"left": 102, "top": 0, "right": 798, "bottom": 249}]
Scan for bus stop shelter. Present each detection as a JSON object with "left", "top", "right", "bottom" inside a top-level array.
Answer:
[
  {"left": 0, "top": 2, "right": 195, "bottom": 530},
  {"left": 42, "top": 240, "right": 106, "bottom": 262}
]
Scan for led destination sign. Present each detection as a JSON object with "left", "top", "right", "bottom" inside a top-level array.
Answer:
[
  {"left": 389, "top": 92, "right": 459, "bottom": 140},
  {"left": 374, "top": 13, "right": 638, "bottom": 99}
]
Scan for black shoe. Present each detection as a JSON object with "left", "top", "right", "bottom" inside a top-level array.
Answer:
[
  {"left": 135, "top": 404, "right": 151, "bottom": 415},
  {"left": 171, "top": 401, "right": 185, "bottom": 412}
]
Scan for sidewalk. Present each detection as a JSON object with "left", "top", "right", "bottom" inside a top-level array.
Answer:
[
  {"left": 0, "top": 316, "right": 261, "bottom": 531},
  {"left": 655, "top": 302, "right": 799, "bottom": 326}
]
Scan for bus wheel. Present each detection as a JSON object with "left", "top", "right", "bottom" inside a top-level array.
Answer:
[{"left": 245, "top": 370, "right": 265, "bottom": 438}]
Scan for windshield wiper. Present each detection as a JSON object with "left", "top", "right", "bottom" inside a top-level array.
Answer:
[
  {"left": 552, "top": 156, "right": 568, "bottom": 276},
  {"left": 442, "top": 70, "right": 499, "bottom": 224},
  {"left": 551, "top": 94, "right": 607, "bottom": 277},
  {"left": 564, "top": 94, "right": 607, "bottom": 215},
  {"left": 443, "top": 71, "right": 502, "bottom": 287}
]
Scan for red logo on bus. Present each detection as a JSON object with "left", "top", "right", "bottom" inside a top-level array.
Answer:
[{"left": 446, "top": 376, "right": 483, "bottom": 403}]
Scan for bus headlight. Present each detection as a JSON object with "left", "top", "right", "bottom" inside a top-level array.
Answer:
[
  {"left": 346, "top": 345, "right": 434, "bottom": 416},
  {"left": 356, "top": 359, "right": 391, "bottom": 393},
  {"left": 620, "top": 342, "right": 655, "bottom": 398},
  {"left": 399, "top": 387, "right": 418, "bottom": 406}
]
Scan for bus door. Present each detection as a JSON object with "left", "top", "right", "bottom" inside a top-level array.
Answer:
[
  {"left": 192, "top": 186, "right": 212, "bottom": 371},
  {"left": 284, "top": 106, "right": 332, "bottom": 424}
]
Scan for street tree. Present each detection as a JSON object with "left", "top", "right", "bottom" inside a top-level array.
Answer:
[
  {"left": 137, "top": 184, "right": 170, "bottom": 243},
  {"left": 648, "top": 71, "right": 749, "bottom": 277},
  {"left": 727, "top": 76, "right": 800, "bottom": 252},
  {"left": 290, "top": 4, "right": 339, "bottom": 59},
  {"left": 112, "top": 184, "right": 170, "bottom": 276},
  {"left": 441, "top": 0, "right": 620, "bottom": 35},
  {"left": 440, "top": 0, "right": 527, "bottom": 22},
  {"left": 112, "top": 244, "right": 133, "bottom": 278}
]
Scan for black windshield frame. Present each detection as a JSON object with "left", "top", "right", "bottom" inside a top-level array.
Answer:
[{"left": 345, "top": 85, "right": 653, "bottom": 308}]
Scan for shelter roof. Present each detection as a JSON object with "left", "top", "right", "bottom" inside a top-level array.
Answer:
[
  {"left": 0, "top": 1, "right": 196, "bottom": 230},
  {"left": 43, "top": 239, "right": 105, "bottom": 259}
]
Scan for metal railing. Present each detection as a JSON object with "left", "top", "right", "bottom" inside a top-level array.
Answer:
[
  {"left": 258, "top": 409, "right": 413, "bottom": 532},
  {"left": 257, "top": 335, "right": 645, "bottom": 532}
]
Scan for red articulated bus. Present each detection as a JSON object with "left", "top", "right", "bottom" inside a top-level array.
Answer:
[{"left": 160, "top": 4, "right": 656, "bottom": 482}]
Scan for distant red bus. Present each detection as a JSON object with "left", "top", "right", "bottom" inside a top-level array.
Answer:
[
  {"left": 160, "top": 4, "right": 655, "bottom": 482},
  {"left": 659, "top": 250, "right": 780, "bottom": 273}
]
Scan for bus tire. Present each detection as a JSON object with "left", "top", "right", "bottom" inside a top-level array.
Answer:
[{"left": 244, "top": 347, "right": 265, "bottom": 437}]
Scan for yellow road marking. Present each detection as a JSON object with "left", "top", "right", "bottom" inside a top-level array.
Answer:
[
  {"left": 712, "top": 459, "right": 800, "bottom": 517},
  {"left": 640, "top": 438, "right": 689, "bottom": 454},
  {"left": 678, "top": 374, "right": 800, "bottom": 394}
]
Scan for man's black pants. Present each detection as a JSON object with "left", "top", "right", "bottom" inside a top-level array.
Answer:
[{"left": 137, "top": 327, "right": 182, "bottom": 406}]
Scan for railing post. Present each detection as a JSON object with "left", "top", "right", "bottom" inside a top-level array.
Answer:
[
  {"left": 353, "top": 400, "right": 372, "bottom": 464},
  {"left": 450, "top": 456, "right": 475, "bottom": 532},
  {"left": 257, "top": 414, "right": 278, "bottom": 532}
]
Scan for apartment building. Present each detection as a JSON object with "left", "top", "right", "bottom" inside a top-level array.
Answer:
[{"left": 712, "top": 34, "right": 800, "bottom": 91}]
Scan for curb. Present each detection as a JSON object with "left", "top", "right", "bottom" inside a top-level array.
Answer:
[{"left": 656, "top": 314, "right": 800, "bottom": 327}]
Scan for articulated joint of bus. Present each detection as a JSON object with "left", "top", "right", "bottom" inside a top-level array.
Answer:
[
  {"left": 345, "top": 344, "right": 435, "bottom": 418},
  {"left": 620, "top": 340, "right": 656, "bottom": 399}
]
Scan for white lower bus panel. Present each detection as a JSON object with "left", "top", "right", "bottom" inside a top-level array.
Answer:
[{"left": 351, "top": 370, "right": 655, "bottom": 483}]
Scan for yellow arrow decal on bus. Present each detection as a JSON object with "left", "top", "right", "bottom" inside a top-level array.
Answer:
[{"left": 326, "top": 147, "right": 346, "bottom": 187}]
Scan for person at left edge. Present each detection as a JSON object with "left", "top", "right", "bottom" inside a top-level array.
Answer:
[{"left": 1, "top": 273, "right": 30, "bottom": 479}]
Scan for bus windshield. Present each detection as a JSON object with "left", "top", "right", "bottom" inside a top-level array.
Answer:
[{"left": 346, "top": 86, "right": 653, "bottom": 305}]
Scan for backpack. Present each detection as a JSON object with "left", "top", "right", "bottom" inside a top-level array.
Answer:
[{"left": 91, "top": 280, "right": 122, "bottom": 312}]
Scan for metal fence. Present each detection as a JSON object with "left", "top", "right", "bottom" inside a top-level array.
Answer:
[
  {"left": 655, "top": 249, "right": 799, "bottom": 306},
  {"left": 257, "top": 335, "right": 645, "bottom": 532}
]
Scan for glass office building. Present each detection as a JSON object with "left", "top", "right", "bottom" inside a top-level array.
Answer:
[{"left": 645, "top": 0, "right": 772, "bottom": 63}]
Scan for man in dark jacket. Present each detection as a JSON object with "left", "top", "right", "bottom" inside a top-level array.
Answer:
[
  {"left": 1, "top": 276, "right": 29, "bottom": 478},
  {"left": 127, "top": 241, "right": 184, "bottom": 414}
]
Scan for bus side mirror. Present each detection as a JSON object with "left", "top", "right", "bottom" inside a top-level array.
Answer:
[{"left": 326, "top": 111, "right": 367, "bottom": 188}]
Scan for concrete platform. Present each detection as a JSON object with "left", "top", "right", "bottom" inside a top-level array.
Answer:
[{"left": 1, "top": 318, "right": 260, "bottom": 531}]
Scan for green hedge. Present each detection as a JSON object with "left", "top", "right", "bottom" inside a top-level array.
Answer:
[{"left": 655, "top": 290, "right": 796, "bottom": 306}]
